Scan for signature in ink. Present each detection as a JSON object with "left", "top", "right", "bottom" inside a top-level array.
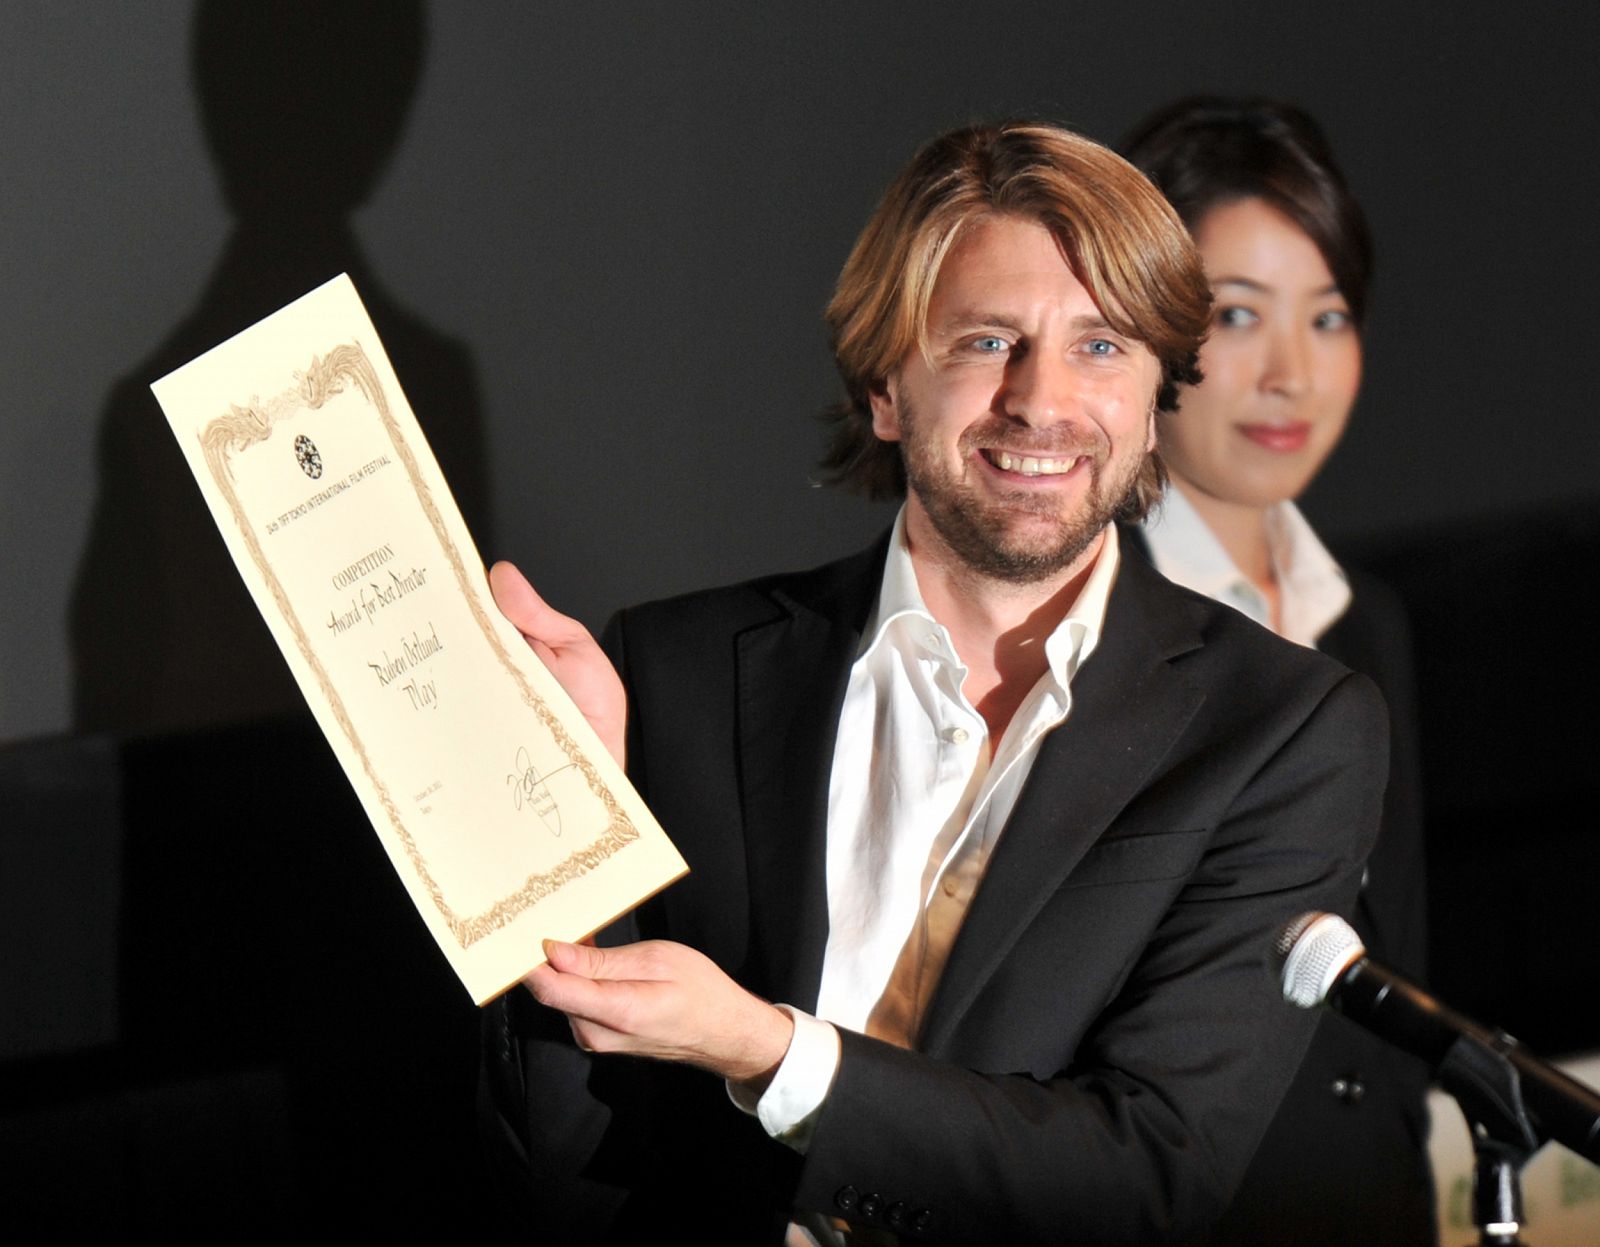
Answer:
[{"left": 506, "top": 745, "right": 577, "bottom": 838}]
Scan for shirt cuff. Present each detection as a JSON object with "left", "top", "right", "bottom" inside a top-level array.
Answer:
[{"left": 725, "top": 1005, "right": 841, "bottom": 1153}]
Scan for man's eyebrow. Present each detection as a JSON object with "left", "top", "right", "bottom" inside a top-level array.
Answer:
[
  {"left": 932, "top": 309, "right": 1024, "bottom": 333},
  {"left": 931, "top": 310, "right": 1117, "bottom": 333}
]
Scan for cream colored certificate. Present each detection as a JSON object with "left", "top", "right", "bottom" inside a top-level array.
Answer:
[{"left": 152, "top": 274, "right": 686, "bottom": 1004}]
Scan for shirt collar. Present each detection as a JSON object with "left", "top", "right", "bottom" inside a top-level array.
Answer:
[
  {"left": 862, "top": 505, "right": 1118, "bottom": 688},
  {"left": 1139, "top": 485, "right": 1350, "bottom": 647}
]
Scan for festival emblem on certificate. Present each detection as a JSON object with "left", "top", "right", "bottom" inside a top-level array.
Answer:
[{"left": 152, "top": 275, "right": 686, "bottom": 1003}]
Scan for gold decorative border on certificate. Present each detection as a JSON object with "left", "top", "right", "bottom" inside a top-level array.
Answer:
[{"left": 199, "top": 342, "right": 639, "bottom": 948}]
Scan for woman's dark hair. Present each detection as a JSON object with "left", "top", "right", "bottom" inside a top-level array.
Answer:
[{"left": 1120, "top": 97, "right": 1373, "bottom": 326}]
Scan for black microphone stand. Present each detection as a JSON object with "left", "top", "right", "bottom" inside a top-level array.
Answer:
[
  {"left": 1277, "top": 913, "right": 1600, "bottom": 1239},
  {"left": 1437, "top": 1031, "right": 1543, "bottom": 1246}
]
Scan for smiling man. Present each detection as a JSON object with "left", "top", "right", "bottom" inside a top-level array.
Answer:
[
  {"left": 872, "top": 214, "right": 1158, "bottom": 586},
  {"left": 480, "top": 122, "right": 1387, "bottom": 1245}
]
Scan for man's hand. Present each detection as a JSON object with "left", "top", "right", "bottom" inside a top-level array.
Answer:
[
  {"left": 525, "top": 939, "right": 795, "bottom": 1090},
  {"left": 489, "top": 561, "right": 627, "bottom": 767}
]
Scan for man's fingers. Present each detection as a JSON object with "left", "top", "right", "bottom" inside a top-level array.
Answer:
[
  {"left": 489, "top": 560, "right": 578, "bottom": 643},
  {"left": 524, "top": 950, "right": 644, "bottom": 1035},
  {"left": 525, "top": 967, "right": 609, "bottom": 1020},
  {"left": 487, "top": 562, "right": 628, "bottom": 767},
  {"left": 524, "top": 941, "right": 677, "bottom": 1030},
  {"left": 544, "top": 938, "right": 669, "bottom": 982},
  {"left": 487, "top": 559, "right": 540, "bottom": 628},
  {"left": 523, "top": 941, "right": 636, "bottom": 1016},
  {"left": 521, "top": 938, "right": 795, "bottom": 1081},
  {"left": 544, "top": 938, "right": 614, "bottom": 978}
]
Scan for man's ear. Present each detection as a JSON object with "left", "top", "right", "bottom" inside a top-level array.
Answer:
[{"left": 868, "top": 376, "right": 901, "bottom": 443}]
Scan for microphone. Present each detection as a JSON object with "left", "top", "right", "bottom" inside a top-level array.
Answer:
[{"left": 1276, "top": 912, "right": 1600, "bottom": 1163}]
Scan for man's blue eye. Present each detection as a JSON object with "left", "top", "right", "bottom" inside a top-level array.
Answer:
[
  {"left": 973, "top": 336, "right": 1008, "bottom": 352},
  {"left": 1085, "top": 338, "right": 1119, "bottom": 355}
]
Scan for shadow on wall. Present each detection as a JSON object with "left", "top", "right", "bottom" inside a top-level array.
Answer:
[
  {"left": 70, "top": 0, "right": 491, "bottom": 739},
  {"left": 14, "top": 4, "right": 499, "bottom": 1235}
]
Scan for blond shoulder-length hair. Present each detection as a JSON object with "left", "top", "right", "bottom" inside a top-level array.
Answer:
[{"left": 820, "top": 120, "right": 1211, "bottom": 518}]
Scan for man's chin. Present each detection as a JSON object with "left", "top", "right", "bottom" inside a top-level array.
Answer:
[
  {"left": 928, "top": 514, "right": 1103, "bottom": 584},
  {"left": 978, "top": 543, "right": 1100, "bottom": 585},
  {"left": 903, "top": 452, "right": 1142, "bottom": 585}
]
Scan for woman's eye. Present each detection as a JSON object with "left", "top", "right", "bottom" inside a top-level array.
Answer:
[
  {"left": 1314, "top": 309, "right": 1354, "bottom": 331},
  {"left": 1215, "top": 305, "right": 1258, "bottom": 329}
]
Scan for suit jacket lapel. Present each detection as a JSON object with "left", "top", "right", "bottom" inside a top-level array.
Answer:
[
  {"left": 919, "top": 553, "right": 1210, "bottom": 1055},
  {"left": 737, "top": 537, "right": 887, "bottom": 1010}
]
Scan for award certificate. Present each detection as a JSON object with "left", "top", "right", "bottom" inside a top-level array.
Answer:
[{"left": 152, "top": 275, "right": 687, "bottom": 1003}]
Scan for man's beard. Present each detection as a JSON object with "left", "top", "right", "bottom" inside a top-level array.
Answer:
[{"left": 899, "top": 407, "right": 1146, "bottom": 585}]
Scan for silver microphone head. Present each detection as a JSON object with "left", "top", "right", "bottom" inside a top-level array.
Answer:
[{"left": 1276, "top": 912, "right": 1366, "bottom": 1009}]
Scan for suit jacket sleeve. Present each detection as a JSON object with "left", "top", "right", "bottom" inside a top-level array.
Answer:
[{"left": 791, "top": 669, "right": 1387, "bottom": 1245}]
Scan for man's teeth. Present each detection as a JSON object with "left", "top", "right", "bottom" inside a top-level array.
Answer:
[{"left": 991, "top": 451, "right": 1077, "bottom": 476}]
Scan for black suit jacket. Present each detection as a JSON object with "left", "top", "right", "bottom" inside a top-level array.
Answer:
[
  {"left": 1119, "top": 525, "right": 1434, "bottom": 1244},
  {"left": 480, "top": 537, "right": 1388, "bottom": 1245},
  {"left": 1210, "top": 566, "right": 1435, "bottom": 1246}
]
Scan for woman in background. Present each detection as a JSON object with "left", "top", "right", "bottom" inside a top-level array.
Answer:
[{"left": 1121, "top": 98, "right": 1434, "bottom": 1245}]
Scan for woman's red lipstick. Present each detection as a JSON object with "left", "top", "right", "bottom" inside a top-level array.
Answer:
[{"left": 1236, "top": 422, "right": 1311, "bottom": 453}]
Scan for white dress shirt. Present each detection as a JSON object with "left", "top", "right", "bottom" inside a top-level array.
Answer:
[
  {"left": 737, "top": 510, "right": 1120, "bottom": 1171},
  {"left": 1139, "top": 486, "right": 1350, "bottom": 648}
]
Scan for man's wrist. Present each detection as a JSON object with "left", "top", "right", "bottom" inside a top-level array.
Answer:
[
  {"left": 726, "top": 997, "right": 797, "bottom": 1090},
  {"left": 727, "top": 1007, "right": 841, "bottom": 1153}
]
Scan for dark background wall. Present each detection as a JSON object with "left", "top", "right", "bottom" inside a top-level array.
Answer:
[
  {"left": 3, "top": 0, "right": 1597, "bottom": 1234},
  {"left": 3, "top": 0, "right": 1597, "bottom": 741}
]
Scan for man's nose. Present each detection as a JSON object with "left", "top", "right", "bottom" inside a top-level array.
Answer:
[{"left": 1001, "top": 348, "right": 1075, "bottom": 425}]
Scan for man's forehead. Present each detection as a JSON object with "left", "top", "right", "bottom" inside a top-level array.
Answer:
[
  {"left": 929, "top": 215, "right": 1076, "bottom": 291},
  {"left": 921, "top": 214, "right": 1133, "bottom": 339},
  {"left": 939, "top": 212, "right": 1072, "bottom": 270}
]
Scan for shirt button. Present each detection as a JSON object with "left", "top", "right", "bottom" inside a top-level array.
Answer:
[{"left": 949, "top": 727, "right": 969, "bottom": 745}]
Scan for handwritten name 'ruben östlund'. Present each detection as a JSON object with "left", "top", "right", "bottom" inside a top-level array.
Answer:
[{"left": 365, "top": 622, "right": 446, "bottom": 711}]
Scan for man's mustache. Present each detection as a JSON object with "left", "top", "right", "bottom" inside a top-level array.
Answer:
[{"left": 958, "top": 417, "right": 1107, "bottom": 458}]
